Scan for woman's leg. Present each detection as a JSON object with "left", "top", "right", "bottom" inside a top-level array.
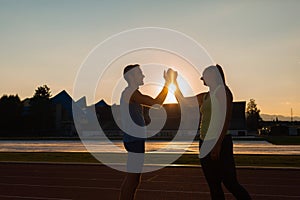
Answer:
[
  {"left": 200, "top": 155, "right": 225, "bottom": 200},
  {"left": 221, "top": 135, "right": 251, "bottom": 200}
]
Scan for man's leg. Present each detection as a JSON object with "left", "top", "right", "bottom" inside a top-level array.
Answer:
[
  {"left": 120, "top": 142, "right": 144, "bottom": 200},
  {"left": 119, "top": 173, "right": 141, "bottom": 200}
]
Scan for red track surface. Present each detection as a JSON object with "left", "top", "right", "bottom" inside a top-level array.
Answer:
[{"left": 0, "top": 163, "right": 299, "bottom": 200}]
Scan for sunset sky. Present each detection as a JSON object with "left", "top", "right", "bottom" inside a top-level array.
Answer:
[{"left": 1, "top": 0, "right": 299, "bottom": 117}]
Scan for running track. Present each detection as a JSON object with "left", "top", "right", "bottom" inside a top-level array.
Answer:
[{"left": 0, "top": 163, "right": 299, "bottom": 200}]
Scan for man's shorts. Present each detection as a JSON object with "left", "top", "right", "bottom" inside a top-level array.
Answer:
[{"left": 124, "top": 140, "right": 145, "bottom": 153}]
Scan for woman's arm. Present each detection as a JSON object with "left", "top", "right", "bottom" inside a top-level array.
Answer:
[
  {"left": 173, "top": 80, "right": 206, "bottom": 107},
  {"left": 210, "top": 87, "right": 233, "bottom": 160}
]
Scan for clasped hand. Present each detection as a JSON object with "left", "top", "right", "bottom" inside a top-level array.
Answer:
[{"left": 164, "top": 68, "right": 178, "bottom": 86}]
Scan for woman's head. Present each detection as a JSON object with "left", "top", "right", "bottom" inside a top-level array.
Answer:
[{"left": 201, "top": 64, "right": 226, "bottom": 87}]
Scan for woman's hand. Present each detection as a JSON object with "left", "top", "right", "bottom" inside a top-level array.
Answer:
[
  {"left": 164, "top": 68, "right": 177, "bottom": 85},
  {"left": 210, "top": 143, "right": 221, "bottom": 160}
]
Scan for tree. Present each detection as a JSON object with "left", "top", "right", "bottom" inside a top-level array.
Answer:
[
  {"left": 0, "top": 94, "right": 23, "bottom": 135},
  {"left": 30, "top": 85, "right": 54, "bottom": 134},
  {"left": 246, "top": 99, "right": 262, "bottom": 131},
  {"left": 33, "top": 85, "right": 51, "bottom": 99}
]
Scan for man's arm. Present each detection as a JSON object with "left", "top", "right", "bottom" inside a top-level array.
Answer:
[
  {"left": 131, "top": 86, "right": 168, "bottom": 107},
  {"left": 131, "top": 70, "right": 171, "bottom": 106}
]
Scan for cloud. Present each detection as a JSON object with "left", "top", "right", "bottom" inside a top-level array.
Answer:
[{"left": 280, "top": 101, "right": 291, "bottom": 105}]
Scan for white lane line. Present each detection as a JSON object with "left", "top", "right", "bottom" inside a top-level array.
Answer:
[
  {"left": 0, "top": 175, "right": 120, "bottom": 181},
  {"left": 1, "top": 174, "right": 299, "bottom": 184},
  {"left": 142, "top": 179, "right": 300, "bottom": 188},
  {"left": 138, "top": 189, "right": 300, "bottom": 198},
  {"left": 251, "top": 193, "right": 300, "bottom": 198},
  {"left": 144, "top": 180, "right": 300, "bottom": 188},
  {"left": 0, "top": 184, "right": 300, "bottom": 200},
  {"left": 0, "top": 195, "right": 71, "bottom": 200},
  {"left": 1, "top": 183, "right": 300, "bottom": 199},
  {"left": 144, "top": 175, "right": 159, "bottom": 182},
  {"left": 0, "top": 180, "right": 298, "bottom": 190},
  {"left": 0, "top": 182, "right": 120, "bottom": 190},
  {"left": 244, "top": 183, "right": 300, "bottom": 188}
]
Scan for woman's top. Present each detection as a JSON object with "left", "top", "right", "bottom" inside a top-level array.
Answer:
[{"left": 199, "top": 85, "right": 231, "bottom": 141}]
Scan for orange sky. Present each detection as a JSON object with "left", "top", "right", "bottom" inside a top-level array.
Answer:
[{"left": 0, "top": 1, "right": 299, "bottom": 117}]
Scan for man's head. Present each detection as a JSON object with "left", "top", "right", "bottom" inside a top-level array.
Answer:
[{"left": 123, "top": 64, "right": 145, "bottom": 87}]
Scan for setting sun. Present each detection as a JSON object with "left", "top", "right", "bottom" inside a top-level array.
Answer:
[
  {"left": 165, "top": 83, "right": 177, "bottom": 104},
  {"left": 168, "top": 83, "right": 177, "bottom": 93}
]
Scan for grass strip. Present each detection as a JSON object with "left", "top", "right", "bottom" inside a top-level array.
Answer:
[
  {"left": 174, "top": 154, "right": 300, "bottom": 167},
  {"left": 262, "top": 136, "right": 300, "bottom": 145},
  {"left": 0, "top": 152, "right": 299, "bottom": 167},
  {"left": 0, "top": 152, "right": 100, "bottom": 163}
]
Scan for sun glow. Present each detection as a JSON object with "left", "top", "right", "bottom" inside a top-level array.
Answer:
[
  {"left": 165, "top": 83, "right": 177, "bottom": 104},
  {"left": 168, "top": 83, "right": 177, "bottom": 92}
]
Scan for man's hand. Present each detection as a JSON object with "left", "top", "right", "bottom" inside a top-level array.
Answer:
[
  {"left": 163, "top": 70, "right": 172, "bottom": 85},
  {"left": 165, "top": 68, "right": 178, "bottom": 83}
]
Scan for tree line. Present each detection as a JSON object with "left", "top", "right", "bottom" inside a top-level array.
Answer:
[
  {"left": 0, "top": 85, "right": 55, "bottom": 136},
  {"left": 0, "top": 84, "right": 263, "bottom": 137}
]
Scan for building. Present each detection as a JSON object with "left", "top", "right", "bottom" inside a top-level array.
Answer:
[
  {"left": 229, "top": 101, "right": 247, "bottom": 136},
  {"left": 49, "top": 90, "right": 248, "bottom": 138},
  {"left": 51, "top": 90, "right": 76, "bottom": 136}
]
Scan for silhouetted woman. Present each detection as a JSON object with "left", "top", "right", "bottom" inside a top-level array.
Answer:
[{"left": 174, "top": 65, "right": 251, "bottom": 200}]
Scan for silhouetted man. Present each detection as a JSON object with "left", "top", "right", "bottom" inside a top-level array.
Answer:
[{"left": 119, "top": 64, "right": 171, "bottom": 200}]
